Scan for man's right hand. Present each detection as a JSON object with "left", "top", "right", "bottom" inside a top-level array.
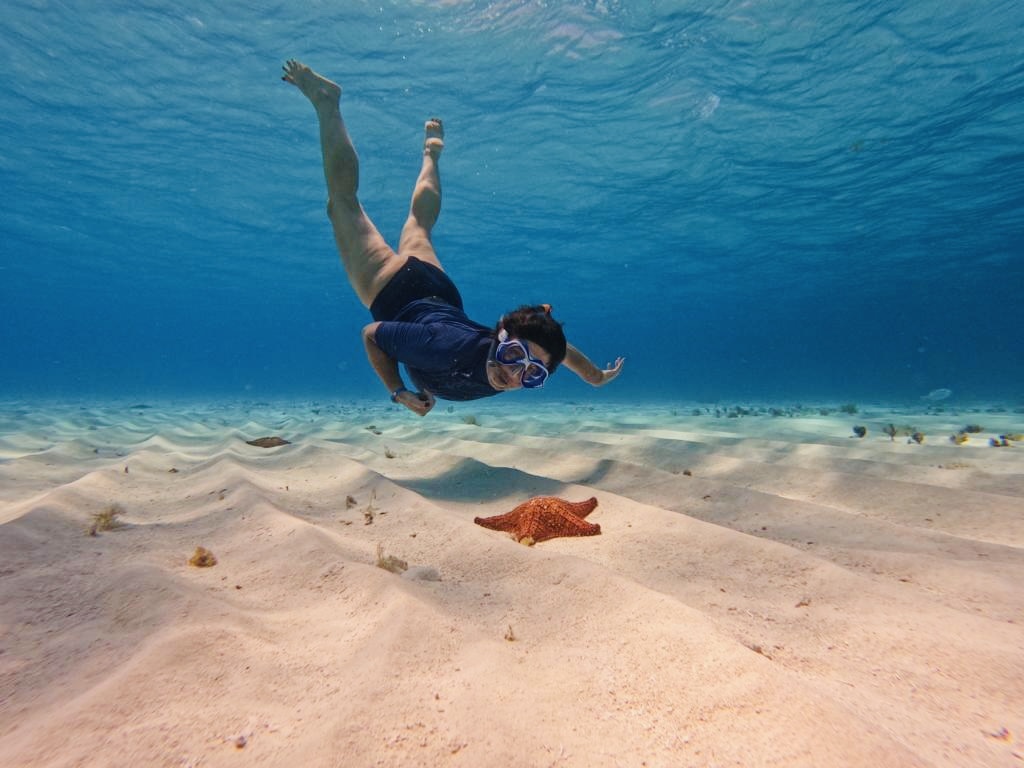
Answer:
[{"left": 395, "top": 388, "right": 435, "bottom": 417}]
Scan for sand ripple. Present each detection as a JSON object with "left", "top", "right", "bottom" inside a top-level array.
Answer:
[{"left": 1, "top": 400, "right": 1022, "bottom": 767}]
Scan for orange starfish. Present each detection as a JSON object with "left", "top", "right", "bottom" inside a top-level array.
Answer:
[{"left": 474, "top": 496, "right": 600, "bottom": 545}]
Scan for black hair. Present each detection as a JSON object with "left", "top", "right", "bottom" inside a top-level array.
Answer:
[{"left": 497, "top": 304, "right": 567, "bottom": 371}]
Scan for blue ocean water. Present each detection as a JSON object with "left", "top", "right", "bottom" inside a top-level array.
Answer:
[{"left": 2, "top": 0, "right": 1022, "bottom": 405}]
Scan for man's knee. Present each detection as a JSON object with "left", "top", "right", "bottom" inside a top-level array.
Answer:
[{"left": 326, "top": 194, "right": 359, "bottom": 222}]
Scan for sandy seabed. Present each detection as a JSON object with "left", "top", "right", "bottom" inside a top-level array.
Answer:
[{"left": 0, "top": 398, "right": 1021, "bottom": 768}]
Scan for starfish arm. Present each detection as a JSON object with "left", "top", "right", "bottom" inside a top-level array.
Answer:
[
  {"left": 531, "top": 515, "right": 600, "bottom": 543},
  {"left": 568, "top": 497, "right": 599, "bottom": 518},
  {"left": 473, "top": 512, "right": 519, "bottom": 532}
]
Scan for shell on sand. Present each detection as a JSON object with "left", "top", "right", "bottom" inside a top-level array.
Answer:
[{"left": 246, "top": 436, "right": 291, "bottom": 448}]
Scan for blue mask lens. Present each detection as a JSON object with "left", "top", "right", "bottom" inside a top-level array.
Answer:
[
  {"left": 493, "top": 336, "right": 549, "bottom": 388},
  {"left": 496, "top": 341, "right": 528, "bottom": 365},
  {"left": 520, "top": 363, "right": 548, "bottom": 388}
]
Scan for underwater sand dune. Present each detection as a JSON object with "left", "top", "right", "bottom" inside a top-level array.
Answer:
[{"left": 0, "top": 401, "right": 1021, "bottom": 767}]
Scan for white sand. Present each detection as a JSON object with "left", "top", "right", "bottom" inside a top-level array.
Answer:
[{"left": 1, "top": 399, "right": 1021, "bottom": 767}]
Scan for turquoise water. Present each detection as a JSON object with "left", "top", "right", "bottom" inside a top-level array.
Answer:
[{"left": 3, "top": 0, "right": 1022, "bottom": 405}]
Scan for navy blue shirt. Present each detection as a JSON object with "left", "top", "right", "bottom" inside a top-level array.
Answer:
[{"left": 373, "top": 299, "right": 499, "bottom": 401}]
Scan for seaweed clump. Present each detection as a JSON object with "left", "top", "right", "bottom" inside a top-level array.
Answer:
[
  {"left": 883, "top": 424, "right": 920, "bottom": 442},
  {"left": 189, "top": 546, "right": 218, "bottom": 567},
  {"left": 375, "top": 543, "right": 408, "bottom": 574},
  {"left": 852, "top": 425, "right": 867, "bottom": 438},
  {"left": 88, "top": 503, "right": 126, "bottom": 536}
]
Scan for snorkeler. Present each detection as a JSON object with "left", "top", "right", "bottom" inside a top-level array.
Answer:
[{"left": 282, "top": 60, "right": 624, "bottom": 416}]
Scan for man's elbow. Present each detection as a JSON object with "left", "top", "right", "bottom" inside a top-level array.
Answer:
[{"left": 362, "top": 322, "right": 380, "bottom": 345}]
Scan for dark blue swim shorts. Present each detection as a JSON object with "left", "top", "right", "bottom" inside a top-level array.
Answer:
[{"left": 369, "top": 256, "right": 464, "bottom": 322}]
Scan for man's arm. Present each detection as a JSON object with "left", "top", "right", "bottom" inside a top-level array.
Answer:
[
  {"left": 362, "top": 323, "right": 435, "bottom": 416},
  {"left": 562, "top": 343, "right": 625, "bottom": 386}
]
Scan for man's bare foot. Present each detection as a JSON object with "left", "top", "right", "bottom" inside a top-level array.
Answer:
[
  {"left": 281, "top": 59, "right": 341, "bottom": 110},
  {"left": 424, "top": 118, "right": 444, "bottom": 158}
]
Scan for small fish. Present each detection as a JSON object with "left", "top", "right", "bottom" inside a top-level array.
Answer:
[{"left": 921, "top": 388, "right": 952, "bottom": 402}]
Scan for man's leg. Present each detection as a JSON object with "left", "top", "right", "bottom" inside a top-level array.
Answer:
[
  {"left": 282, "top": 60, "right": 402, "bottom": 307},
  {"left": 397, "top": 118, "right": 445, "bottom": 270}
]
